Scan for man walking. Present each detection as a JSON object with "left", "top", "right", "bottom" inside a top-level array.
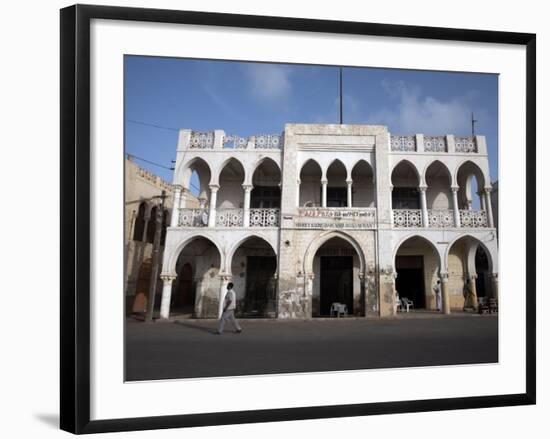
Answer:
[{"left": 217, "top": 282, "right": 242, "bottom": 334}]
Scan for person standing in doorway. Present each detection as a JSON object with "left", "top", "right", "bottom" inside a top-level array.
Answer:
[
  {"left": 217, "top": 282, "right": 242, "bottom": 334},
  {"left": 463, "top": 278, "right": 475, "bottom": 311},
  {"left": 433, "top": 280, "right": 442, "bottom": 311}
]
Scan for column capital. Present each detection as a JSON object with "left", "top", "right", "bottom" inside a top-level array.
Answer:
[
  {"left": 484, "top": 186, "right": 493, "bottom": 194},
  {"left": 469, "top": 273, "right": 478, "bottom": 280},
  {"left": 242, "top": 184, "right": 253, "bottom": 192},
  {"left": 209, "top": 184, "right": 220, "bottom": 192},
  {"left": 451, "top": 186, "right": 459, "bottom": 193},
  {"left": 440, "top": 272, "right": 449, "bottom": 282},
  {"left": 346, "top": 179, "right": 353, "bottom": 185},
  {"left": 321, "top": 179, "right": 328, "bottom": 185},
  {"left": 160, "top": 273, "right": 177, "bottom": 282},
  {"left": 172, "top": 184, "right": 183, "bottom": 193},
  {"left": 307, "top": 273, "right": 315, "bottom": 280},
  {"left": 218, "top": 273, "right": 233, "bottom": 282},
  {"left": 418, "top": 185, "right": 428, "bottom": 192}
]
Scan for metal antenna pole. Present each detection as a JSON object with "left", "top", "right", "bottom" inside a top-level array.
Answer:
[
  {"left": 339, "top": 67, "right": 343, "bottom": 124},
  {"left": 471, "top": 112, "right": 478, "bottom": 137}
]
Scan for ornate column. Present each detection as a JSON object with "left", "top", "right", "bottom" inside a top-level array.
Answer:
[
  {"left": 358, "top": 273, "right": 366, "bottom": 317},
  {"left": 478, "top": 191, "right": 486, "bottom": 211},
  {"left": 159, "top": 274, "right": 176, "bottom": 319},
  {"left": 346, "top": 179, "right": 353, "bottom": 208},
  {"left": 242, "top": 184, "right": 253, "bottom": 227},
  {"left": 451, "top": 186, "right": 461, "bottom": 228},
  {"left": 469, "top": 274, "right": 479, "bottom": 309},
  {"left": 441, "top": 272, "right": 451, "bottom": 314},
  {"left": 208, "top": 184, "right": 219, "bottom": 227},
  {"left": 170, "top": 185, "right": 182, "bottom": 227},
  {"left": 419, "top": 186, "right": 429, "bottom": 228},
  {"left": 218, "top": 274, "right": 232, "bottom": 318},
  {"left": 484, "top": 188, "right": 495, "bottom": 228},
  {"left": 490, "top": 273, "right": 499, "bottom": 301},
  {"left": 321, "top": 179, "right": 328, "bottom": 207}
]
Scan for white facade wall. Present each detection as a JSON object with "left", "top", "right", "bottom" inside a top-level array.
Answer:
[{"left": 159, "top": 125, "right": 499, "bottom": 319}]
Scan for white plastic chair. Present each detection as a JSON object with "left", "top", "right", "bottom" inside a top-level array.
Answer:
[{"left": 401, "top": 297, "right": 414, "bottom": 312}]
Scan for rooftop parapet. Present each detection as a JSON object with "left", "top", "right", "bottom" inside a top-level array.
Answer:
[
  {"left": 389, "top": 134, "right": 488, "bottom": 155},
  {"left": 177, "top": 129, "right": 284, "bottom": 151}
]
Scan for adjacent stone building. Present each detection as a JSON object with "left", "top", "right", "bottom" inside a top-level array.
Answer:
[
  {"left": 153, "top": 125, "right": 499, "bottom": 319},
  {"left": 124, "top": 156, "right": 198, "bottom": 315}
]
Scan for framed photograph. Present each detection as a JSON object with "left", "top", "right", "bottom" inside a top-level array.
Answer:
[{"left": 60, "top": 4, "right": 536, "bottom": 434}]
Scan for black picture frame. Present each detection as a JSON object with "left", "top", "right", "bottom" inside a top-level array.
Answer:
[{"left": 60, "top": 4, "right": 536, "bottom": 434}]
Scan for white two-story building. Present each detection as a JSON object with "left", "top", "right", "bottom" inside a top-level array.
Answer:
[{"left": 155, "top": 124, "right": 498, "bottom": 319}]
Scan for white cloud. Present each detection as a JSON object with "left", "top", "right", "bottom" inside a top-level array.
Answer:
[
  {"left": 368, "top": 80, "right": 488, "bottom": 135},
  {"left": 243, "top": 64, "right": 292, "bottom": 101}
]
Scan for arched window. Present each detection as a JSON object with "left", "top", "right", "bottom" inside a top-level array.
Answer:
[{"left": 132, "top": 202, "right": 146, "bottom": 241}]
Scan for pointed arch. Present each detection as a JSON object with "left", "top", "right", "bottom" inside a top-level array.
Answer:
[
  {"left": 225, "top": 232, "right": 278, "bottom": 274},
  {"left": 303, "top": 230, "right": 366, "bottom": 276},
  {"left": 166, "top": 233, "right": 224, "bottom": 276}
]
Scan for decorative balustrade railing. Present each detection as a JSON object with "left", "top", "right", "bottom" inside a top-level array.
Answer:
[
  {"left": 459, "top": 209, "right": 487, "bottom": 228},
  {"left": 223, "top": 135, "right": 249, "bottom": 149},
  {"left": 392, "top": 209, "right": 423, "bottom": 228},
  {"left": 249, "top": 209, "right": 280, "bottom": 227},
  {"left": 390, "top": 135, "right": 416, "bottom": 152},
  {"left": 222, "top": 133, "right": 284, "bottom": 149},
  {"left": 216, "top": 208, "right": 244, "bottom": 227},
  {"left": 424, "top": 136, "right": 447, "bottom": 152},
  {"left": 296, "top": 207, "right": 377, "bottom": 229},
  {"left": 178, "top": 208, "right": 209, "bottom": 227},
  {"left": 428, "top": 209, "right": 454, "bottom": 228},
  {"left": 189, "top": 131, "right": 215, "bottom": 149},
  {"left": 455, "top": 136, "right": 477, "bottom": 153}
]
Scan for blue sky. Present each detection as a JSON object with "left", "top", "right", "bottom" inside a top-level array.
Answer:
[{"left": 125, "top": 56, "right": 498, "bottom": 190}]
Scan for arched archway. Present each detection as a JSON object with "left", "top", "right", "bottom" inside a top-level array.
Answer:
[
  {"left": 394, "top": 235, "right": 441, "bottom": 310},
  {"left": 182, "top": 157, "right": 211, "bottom": 203},
  {"left": 131, "top": 258, "right": 159, "bottom": 313},
  {"left": 299, "top": 159, "right": 322, "bottom": 207},
  {"left": 456, "top": 160, "right": 487, "bottom": 210},
  {"left": 251, "top": 158, "right": 281, "bottom": 209},
  {"left": 351, "top": 160, "right": 375, "bottom": 207},
  {"left": 326, "top": 159, "right": 348, "bottom": 207},
  {"left": 228, "top": 235, "right": 278, "bottom": 318},
  {"left": 446, "top": 234, "right": 497, "bottom": 310},
  {"left": 424, "top": 160, "right": 453, "bottom": 209},
  {"left": 132, "top": 202, "right": 147, "bottom": 241},
  {"left": 305, "top": 232, "right": 366, "bottom": 317},
  {"left": 391, "top": 160, "right": 421, "bottom": 209},
  {"left": 169, "top": 235, "right": 223, "bottom": 318}
]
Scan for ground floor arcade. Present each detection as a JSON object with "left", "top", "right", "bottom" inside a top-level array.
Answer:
[{"left": 154, "top": 228, "right": 498, "bottom": 320}]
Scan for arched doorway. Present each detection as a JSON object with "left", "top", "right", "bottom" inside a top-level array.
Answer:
[
  {"left": 447, "top": 235, "right": 494, "bottom": 310},
  {"left": 229, "top": 236, "right": 277, "bottom": 318},
  {"left": 311, "top": 237, "right": 363, "bottom": 317},
  {"left": 131, "top": 258, "right": 161, "bottom": 313},
  {"left": 171, "top": 263, "right": 195, "bottom": 316},
  {"left": 394, "top": 236, "right": 440, "bottom": 310},
  {"left": 171, "top": 236, "right": 222, "bottom": 318}
]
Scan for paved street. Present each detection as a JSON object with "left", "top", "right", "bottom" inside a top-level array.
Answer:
[{"left": 125, "top": 313, "right": 498, "bottom": 381}]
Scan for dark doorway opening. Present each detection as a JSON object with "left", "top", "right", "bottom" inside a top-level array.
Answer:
[
  {"left": 395, "top": 255, "right": 426, "bottom": 308},
  {"left": 324, "top": 187, "right": 347, "bottom": 207},
  {"left": 320, "top": 256, "right": 353, "bottom": 316},
  {"left": 172, "top": 263, "right": 195, "bottom": 315},
  {"left": 475, "top": 246, "right": 489, "bottom": 298},
  {"left": 242, "top": 256, "right": 277, "bottom": 318}
]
